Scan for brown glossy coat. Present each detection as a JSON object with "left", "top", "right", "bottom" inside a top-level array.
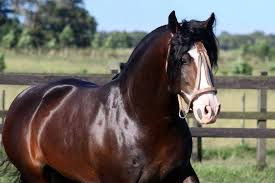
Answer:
[{"left": 2, "top": 13, "right": 204, "bottom": 183}]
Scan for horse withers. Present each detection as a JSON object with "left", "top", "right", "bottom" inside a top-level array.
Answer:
[{"left": 2, "top": 11, "right": 220, "bottom": 183}]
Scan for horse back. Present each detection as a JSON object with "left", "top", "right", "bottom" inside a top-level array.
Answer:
[{"left": 2, "top": 78, "right": 100, "bottom": 176}]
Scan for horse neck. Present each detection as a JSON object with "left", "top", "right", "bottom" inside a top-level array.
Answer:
[{"left": 119, "top": 29, "right": 174, "bottom": 117}]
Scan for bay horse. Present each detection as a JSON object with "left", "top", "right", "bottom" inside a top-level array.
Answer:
[{"left": 2, "top": 11, "right": 220, "bottom": 183}]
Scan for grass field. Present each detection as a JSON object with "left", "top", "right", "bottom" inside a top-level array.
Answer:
[
  {"left": 193, "top": 145, "right": 275, "bottom": 183},
  {"left": 2, "top": 48, "right": 131, "bottom": 74},
  {"left": 0, "top": 48, "right": 275, "bottom": 182}
]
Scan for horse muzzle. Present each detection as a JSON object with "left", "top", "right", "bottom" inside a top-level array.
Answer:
[{"left": 192, "top": 93, "right": 221, "bottom": 124}]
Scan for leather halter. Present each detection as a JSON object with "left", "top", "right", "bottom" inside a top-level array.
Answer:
[{"left": 177, "top": 42, "right": 217, "bottom": 119}]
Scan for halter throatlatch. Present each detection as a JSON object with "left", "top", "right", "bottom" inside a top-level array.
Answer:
[{"left": 178, "top": 42, "right": 217, "bottom": 119}]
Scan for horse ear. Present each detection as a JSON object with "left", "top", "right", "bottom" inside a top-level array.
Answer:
[
  {"left": 168, "top": 11, "right": 179, "bottom": 33},
  {"left": 204, "top": 13, "right": 216, "bottom": 30}
]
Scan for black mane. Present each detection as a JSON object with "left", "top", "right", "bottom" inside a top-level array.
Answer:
[
  {"left": 170, "top": 19, "right": 218, "bottom": 68},
  {"left": 115, "top": 18, "right": 218, "bottom": 82},
  {"left": 167, "top": 19, "right": 218, "bottom": 86}
]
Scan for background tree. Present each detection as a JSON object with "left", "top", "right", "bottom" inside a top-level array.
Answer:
[
  {"left": 1, "top": 30, "right": 17, "bottom": 48},
  {"left": 91, "top": 32, "right": 107, "bottom": 48},
  {"left": 36, "top": 0, "right": 97, "bottom": 47},
  {"left": 128, "top": 31, "right": 146, "bottom": 47},
  {"left": 59, "top": 25, "right": 74, "bottom": 48},
  {"left": 0, "top": 0, "right": 13, "bottom": 26},
  {"left": 9, "top": 0, "right": 97, "bottom": 48},
  {"left": 17, "top": 28, "right": 34, "bottom": 48}
]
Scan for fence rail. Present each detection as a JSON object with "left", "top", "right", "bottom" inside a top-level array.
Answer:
[
  {"left": 190, "top": 128, "right": 275, "bottom": 138},
  {"left": 1, "top": 72, "right": 275, "bottom": 89},
  {"left": 0, "top": 73, "right": 112, "bottom": 85},
  {"left": 0, "top": 72, "right": 273, "bottom": 168}
]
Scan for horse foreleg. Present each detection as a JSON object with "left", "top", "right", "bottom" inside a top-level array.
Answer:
[
  {"left": 182, "top": 162, "right": 199, "bottom": 183},
  {"left": 161, "top": 162, "right": 199, "bottom": 183}
]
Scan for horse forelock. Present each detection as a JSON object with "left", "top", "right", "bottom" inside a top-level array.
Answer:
[
  {"left": 166, "top": 19, "right": 219, "bottom": 91},
  {"left": 169, "top": 20, "right": 218, "bottom": 69}
]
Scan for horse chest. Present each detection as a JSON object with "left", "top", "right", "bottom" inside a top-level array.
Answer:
[{"left": 135, "top": 120, "right": 193, "bottom": 182}]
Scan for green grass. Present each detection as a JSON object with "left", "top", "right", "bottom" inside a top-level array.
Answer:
[
  {"left": 202, "top": 144, "right": 255, "bottom": 160},
  {"left": 0, "top": 148, "right": 19, "bottom": 183},
  {"left": 1, "top": 48, "right": 132, "bottom": 74},
  {"left": 191, "top": 144, "right": 275, "bottom": 183},
  {"left": 0, "top": 48, "right": 275, "bottom": 75},
  {"left": 193, "top": 162, "right": 275, "bottom": 183}
]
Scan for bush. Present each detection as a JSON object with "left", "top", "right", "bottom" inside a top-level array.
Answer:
[
  {"left": 91, "top": 32, "right": 103, "bottom": 48},
  {"left": 232, "top": 60, "right": 253, "bottom": 75},
  {"left": 1, "top": 30, "right": 17, "bottom": 48},
  {"left": 59, "top": 25, "right": 75, "bottom": 48},
  {"left": 0, "top": 53, "right": 6, "bottom": 72},
  {"left": 45, "top": 38, "right": 58, "bottom": 49},
  {"left": 102, "top": 32, "right": 131, "bottom": 48},
  {"left": 17, "top": 29, "right": 35, "bottom": 48}
]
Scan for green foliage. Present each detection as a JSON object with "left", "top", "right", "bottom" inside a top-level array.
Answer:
[
  {"left": 128, "top": 31, "right": 147, "bottom": 47},
  {"left": 3, "top": 0, "right": 275, "bottom": 51},
  {"left": 232, "top": 60, "right": 253, "bottom": 75},
  {"left": 218, "top": 31, "right": 254, "bottom": 50},
  {"left": 0, "top": 53, "right": 6, "bottom": 72},
  {"left": 59, "top": 25, "right": 74, "bottom": 48},
  {"left": 102, "top": 31, "right": 131, "bottom": 48},
  {"left": 17, "top": 29, "right": 34, "bottom": 48},
  {"left": 36, "top": 0, "right": 97, "bottom": 47},
  {"left": 218, "top": 31, "right": 275, "bottom": 62},
  {"left": 2, "top": 0, "right": 97, "bottom": 48},
  {"left": 0, "top": 0, "right": 11, "bottom": 26},
  {"left": 93, "top": 31, "right": 146, "bottom": 49},
  {"left": 91, "top": 32, "right": 104, "bottom": 48},
  {"left": 0, "top": 19, "right": 21, "bottom": 41},
  {"left": 1, "top": 30, "right": 17, "bottom": 48},
  {"left": 242, "top": 39, "right": 272, "bottom": 60},
  {"left": 0, "top": 0, "right": 148, "bottom": 49},
  {"left": 219, "top": 32, "right": 239, "bottom": 50},
  {"left": 45, "top": 38, "right": 58, "bottom": 49}
]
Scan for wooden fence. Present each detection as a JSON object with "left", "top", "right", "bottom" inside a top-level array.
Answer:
[{"left": 0, "top": 72, "right": 274, "bottom": 168}]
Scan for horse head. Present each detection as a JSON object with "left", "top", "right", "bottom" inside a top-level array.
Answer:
[{"left": 166, "top": 11, "right": 221, "bottom": 124}]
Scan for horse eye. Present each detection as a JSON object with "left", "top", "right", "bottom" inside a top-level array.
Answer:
[{"left": 181, "top": 54, "right": 192, "bottom": 65}]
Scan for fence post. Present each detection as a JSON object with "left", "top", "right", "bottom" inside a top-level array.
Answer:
[
  {"left": 192, "top": 119, "right": 202, "bottom": 162},
  {"left": 257, "top": 71, "right": 267, "bottom": 169},
  {"left": 111, "top": 69, "right": 119, "bottom": 75},
  {"left": 241, "top": 93, "right": 246, "bottom": 145}
]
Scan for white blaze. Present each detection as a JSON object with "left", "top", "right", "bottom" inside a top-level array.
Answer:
[
  {"left": 187, "top": 46, "right": 210, "bottom": 89},
  {"left": 187, "top": 43, "right": 220, "bottom": 124}
]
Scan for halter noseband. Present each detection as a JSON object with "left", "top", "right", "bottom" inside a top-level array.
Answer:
[{"left": 178, "top": 42, "right": 217, "bottom": 119}]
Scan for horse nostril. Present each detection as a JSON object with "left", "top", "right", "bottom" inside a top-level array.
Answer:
[
  {"left": 217, "top": 104, "right": 221, "bottom": 115},
  {"left": 204, "top": 105, "right": 210, "bottom": 115},
  {"left": 204, "top": 105, "right": 213, "bottom": 118}
]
